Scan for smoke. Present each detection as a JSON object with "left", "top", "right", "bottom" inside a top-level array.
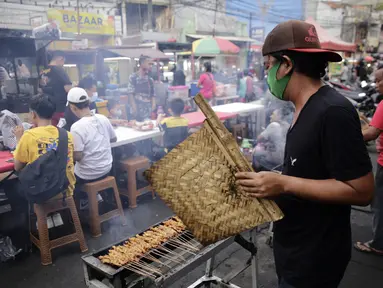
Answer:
[{"left": 254, "top": 90, "right": 295, "bottom": 170}]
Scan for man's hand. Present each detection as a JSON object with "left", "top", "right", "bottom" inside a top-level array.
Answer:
[
  {"left": 13, "top": 126, "right": 24, "bottom": 142},
  {"left": 236, "top": 171, "right": 285, "bottom": 198},
  {"left": 156, "top": 113, "right": 166, "bottom": 125}
]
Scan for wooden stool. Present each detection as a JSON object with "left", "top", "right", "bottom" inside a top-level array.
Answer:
[
  {"left": 31, "top": 196, "right": 88, "bottom": 265},
  {"left": 120, "top": 156, "right": 155, "bottom": 208},
  {"left": 232, "top": 123, "right": 247, "bottom": 143},
  {"left": 81, "top": 176, "right": 127, "bottom": 237}
]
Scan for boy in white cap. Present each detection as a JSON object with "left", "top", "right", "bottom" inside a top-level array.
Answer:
[{"left": 67, "top": 87, "right": 117, "bottom": 208}]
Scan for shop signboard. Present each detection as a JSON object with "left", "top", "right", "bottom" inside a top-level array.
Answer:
[
  {"left": 72, "top": 38, "right": 89, "bottom": 50},
  {"left": 47, "top": 9, "right": 115, "bottom": 35}
]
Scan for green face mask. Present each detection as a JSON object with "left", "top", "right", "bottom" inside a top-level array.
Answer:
[{"left": 267, "top": 61, "right": 292, "bottom": 100}]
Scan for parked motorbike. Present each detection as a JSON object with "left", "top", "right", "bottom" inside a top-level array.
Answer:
[{"left": 326, "top": 80, "right": 378, "bottom": 117}]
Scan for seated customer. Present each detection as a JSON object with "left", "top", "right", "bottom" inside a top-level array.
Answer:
[
  {"left": 67, "top": 87, "right": 116, "bottom": 206},
  {"left": 108, "top": 99, "right": 126, "bottom": 119},
  {"left": 253, "top": 108, "right": 290, "bottom": 171},
  {"left": 13, "top": 94, "right": 75, "bottom": 199},
  {"left": 157, "top": 98, "right": 188, "bottom": 152},
  {"left": 64, "top": 76, "right": 98, "bottom": 130}
]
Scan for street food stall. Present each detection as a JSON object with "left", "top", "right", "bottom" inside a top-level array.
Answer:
[{"left": 0, "top": 37, "right": 40, "bottom": 114}]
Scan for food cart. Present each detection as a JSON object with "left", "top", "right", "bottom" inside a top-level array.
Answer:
[{"left": 0, "top": 37, "right": 40, "bottom": 114}]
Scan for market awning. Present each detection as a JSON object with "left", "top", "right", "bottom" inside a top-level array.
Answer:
[
  {"left": 305, "top": 18, "right": 356, "bottom": 53},
  {"left": 106, "top": 48, "right": 169, "bottom": 59},
  {"left": 250, "top": 39, "right": 264, "bottom": 52},
  {"left": 192, "top": 37, "right": 240, "bottom": 55},
  {"left": 187, "top": 34, "right": 257, "bottom": 43}
]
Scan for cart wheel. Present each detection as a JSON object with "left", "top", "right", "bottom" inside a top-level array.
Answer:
[{"left": 266, "top": 236, "right": 273, "bottom": 248}]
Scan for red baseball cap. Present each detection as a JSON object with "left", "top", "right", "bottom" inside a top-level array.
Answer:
[{"left": 262, "top": 20, "right": 342, "bottom": 62}]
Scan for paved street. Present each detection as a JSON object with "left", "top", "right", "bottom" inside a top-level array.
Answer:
[{"left": 1, "top": 151, "right": 383, "bottom": 288}]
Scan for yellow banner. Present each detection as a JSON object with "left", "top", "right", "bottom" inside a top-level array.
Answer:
[{"left": 47, "top": 9, "right": 115, "bottom": 35}]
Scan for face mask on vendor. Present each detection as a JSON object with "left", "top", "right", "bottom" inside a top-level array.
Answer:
[
  {"left": 56, "top": 56, "right": 65, "bottom": 67},
  {"left": 90, "top": 92, "right": 98, "bottom": 102},
  {"left": 114, "top": 109, "right": 122, "bottom": 117},
  {"left": 87, "top": 86, "right": 98, "bottom": 102},
  {"left": 264, "top": 55, "right": 293, "bottom": 100},
  {"left": 140, "top": 59, "right": 153, "bottom": 75}
]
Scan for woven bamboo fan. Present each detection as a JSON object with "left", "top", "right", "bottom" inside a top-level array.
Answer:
[{"left": 146, "top": 94, "right": 283, "bottom": 244}]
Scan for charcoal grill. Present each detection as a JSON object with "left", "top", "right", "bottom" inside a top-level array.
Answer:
[{"left": 82, "top": 217, "right": 259, "bottom": 288}]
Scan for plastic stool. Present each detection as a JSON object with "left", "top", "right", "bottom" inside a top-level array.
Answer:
[
  {"left": 30, "top": 196, "right": 88, "bottom": 265},
  {"left": 120, "top": 156, "right": 155, "bottom": 208},
  {"left": 81, "top": 176, "right": 127, "bottom": 237}
]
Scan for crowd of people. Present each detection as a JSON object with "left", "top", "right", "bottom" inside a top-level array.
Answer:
[{"left": 3, "top": 17, "right": 383, "bottom": 288}]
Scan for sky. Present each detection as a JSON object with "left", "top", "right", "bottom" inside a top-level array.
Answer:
[{"left": 225, "top": 0, "right": 304, "bottom": 40}]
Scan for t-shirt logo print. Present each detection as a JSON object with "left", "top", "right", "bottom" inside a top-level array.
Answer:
[
  {"left": 305, "top": 26, "right": 318, "bottom": 43},
  {"left": 290, "top": 157, "right": 297, "bottom": 166}
]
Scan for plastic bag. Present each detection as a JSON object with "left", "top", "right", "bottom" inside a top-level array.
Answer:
[{"left": 0, "top": 235, "right": 22, "bottom": 262}]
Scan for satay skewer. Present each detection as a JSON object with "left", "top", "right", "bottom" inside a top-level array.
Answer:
[
  {"left": 124, "top": 264, "right": 156, "bottom": 278},
  {"left": 150, "top": 249, "right": 183, "bottom": 264},
  {"left": 141, "top": 254, "right": 171, "bottom": 268},
  {"left": 168, "top": 238, "right": 200, "bottom": 252}
]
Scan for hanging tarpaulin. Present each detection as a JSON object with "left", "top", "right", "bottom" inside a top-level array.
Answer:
[
  {"left": 192, "top": 37, "right": 240, "bottom": 55},
  {"left": 32, "top": 22, "right": 61, "bottom": 50}
]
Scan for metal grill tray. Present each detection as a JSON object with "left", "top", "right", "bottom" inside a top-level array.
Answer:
[
  {"left": 82, "top": 216, "right": 190, "bottom": 277},
  {"left": 82, "top": 216, "right": 241, "bottom": 288}
]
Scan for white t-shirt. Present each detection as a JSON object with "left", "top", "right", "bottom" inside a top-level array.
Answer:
[{"left": 71, "top": 113, "right": 116, "bottom": 180}]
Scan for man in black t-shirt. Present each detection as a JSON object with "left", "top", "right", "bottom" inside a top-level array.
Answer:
[
  {"left": 63, "top": 76, "right": 97, "bottom": 131},
  {"left": 236, "top": 20, "right": 374, "bottom": 288},
  {"left": 40, "top": 51, "right": 72, "bottom": 126}
]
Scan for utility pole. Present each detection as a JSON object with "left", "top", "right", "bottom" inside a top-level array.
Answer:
[
  {"left": 122, "top": 0, "right": 128, "bottom": 37},
  {"left": 248, "top": 12, "right": 252, "bottom": 68},
  {"left": 212, "top": 0, "right": 218, "bottom": 37},
  {"left": 148, "top": 0, "right": 153, "bottom": 31},
  {"left": 77, "top": 0, "right": 80, "bottom": 35}
]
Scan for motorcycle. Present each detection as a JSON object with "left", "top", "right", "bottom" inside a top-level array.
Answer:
[{"left": 326, "top": 80, "right": 378, "bottom": 117}]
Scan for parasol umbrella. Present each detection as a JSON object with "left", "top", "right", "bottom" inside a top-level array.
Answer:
[
  {"left": 364, "top": 55, "right": 374, "bottom": 62},
  {"left": 192, "top": 37, "right": 240, "bottom": 55}
]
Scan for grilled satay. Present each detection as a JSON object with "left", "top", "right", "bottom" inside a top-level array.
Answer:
[{"left": 99, "top": 218, "right": 187, "bottom": 266}]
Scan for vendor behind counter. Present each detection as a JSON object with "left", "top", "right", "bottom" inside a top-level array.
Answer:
[{"left": 63, "top": 76, "right": 98, "bottom": 130}]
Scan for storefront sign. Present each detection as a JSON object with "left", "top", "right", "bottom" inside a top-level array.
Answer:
[
  {"left": 47, "top": 9, "right": 115, "bottom": 35},
  {"left": 251, "top": 27, "right": 265, "bottom": 42},
  {"left": 72, "top": 38, "right": 88, "bottom": 50}
]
